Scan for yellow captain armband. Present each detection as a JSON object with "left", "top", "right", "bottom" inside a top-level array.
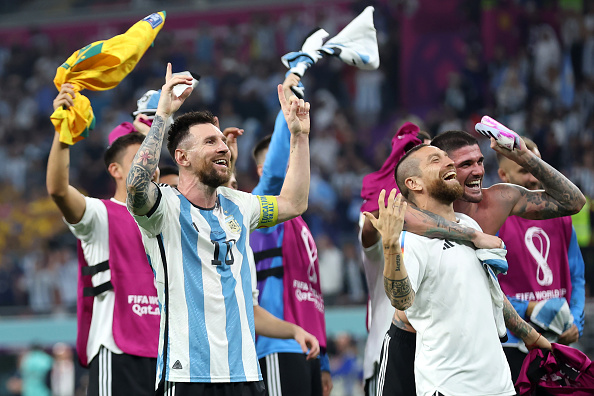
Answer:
[{"left": 257, "top": 195, "right": 279, "bottom": 228}]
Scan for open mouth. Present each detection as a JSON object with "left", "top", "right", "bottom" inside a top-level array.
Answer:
[
  {"left": 465, "top": 179, "right": 481, "bottom": 191},
  {"left": 213, "top": 159, "right": 228, "bottom": 168},
  {"left": 442, "top": 170, "right": 457, "bottom": 181}
]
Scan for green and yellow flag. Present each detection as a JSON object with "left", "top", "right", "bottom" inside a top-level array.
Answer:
[{"left": 51, "top": 11, "right": 166, "bottom": 145}]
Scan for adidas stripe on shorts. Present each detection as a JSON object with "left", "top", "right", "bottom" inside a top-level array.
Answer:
[
  {"left": 88, "top": 346, "right": 156, "bottom": 396},
  {"left": 376, "top": 323, "right": 416, "bottom": 396},
  {"left": 259, "top": 352, "right": 322, "bottom": 396}
]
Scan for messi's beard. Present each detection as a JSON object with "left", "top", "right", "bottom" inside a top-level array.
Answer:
[
  {"left": 199, "top": 166, "right": 231, "bottom": 188},
  {"left": 428, "top": 178, "right": 464, "bottom": 204}
]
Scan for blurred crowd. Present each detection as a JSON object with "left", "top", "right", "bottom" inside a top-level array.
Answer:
[{"left": 0, "top": 0, "right": 593, "bottom": 318}]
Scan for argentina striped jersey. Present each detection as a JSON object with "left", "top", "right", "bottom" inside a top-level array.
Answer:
[{"left": 133, "top": 183, "right": 279, "bottom": 384}]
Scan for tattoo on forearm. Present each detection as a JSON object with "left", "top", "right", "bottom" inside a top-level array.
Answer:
[
  {"left": 126, "top": 115, "right": 166, "bottom": 212},
  {"left": 408, "top": 207, "right": 476, "bottom": 241},
  {"left": 384, "top": 276, "right": 415, "bottom": 310},
  {"left": 517, "top": 154, "right": 584, "bottom": 217},
  {"left": 394, "top": 254, "right": 401, "bottom": 271},
  {"left": 503, "top": 298, "right": 532, "bottom": 340}
]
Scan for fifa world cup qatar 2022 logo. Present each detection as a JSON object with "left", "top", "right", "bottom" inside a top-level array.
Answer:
[{"left": 524, "top": 227, "right": 553, "bottom": 287}]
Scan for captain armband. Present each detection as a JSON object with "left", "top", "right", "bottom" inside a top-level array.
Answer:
[{"left": 257, "top": 195, "right": 279, "bottom": 228}]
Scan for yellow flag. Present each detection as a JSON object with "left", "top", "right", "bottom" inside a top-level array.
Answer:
[{"left": 51, "top": 11, "right": 166, "bottom": 145}]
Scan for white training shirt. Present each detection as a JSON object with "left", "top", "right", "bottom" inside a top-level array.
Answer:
[
  {"left": 66, "top": 197, "right": 124, "bottom": 364},
  {"left": 403, "top": 213, "right": 515, "bottom": 396},
  {"left": 358, "top": 213, "right": 394, "bottom": 382},
  {"left": 134, "top": 184, "right": 274, "bottom": 383}
]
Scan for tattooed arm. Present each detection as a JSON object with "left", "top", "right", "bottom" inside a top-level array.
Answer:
[
  {"left": 503, "top": 296, "right": 551, "bottom": 350},
  {"left": 364, "top": 190, "right": 415, "bottom": 310},
  {"left": 404, "top": 206, "right": 503, "bottom": 249},
  {"left": 362, "top": 202, "right": 502, "bottom": 249},
  {"left": 126, "top": 63, "right": 194, "bottom": 216},
  {"left": 492, "top": 137, "right": 585, "bottom": 218}
]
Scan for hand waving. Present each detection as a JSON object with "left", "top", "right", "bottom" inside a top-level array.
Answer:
[
  {"left": 278, "top": 84, "right": 310, "bottom": 136},
  {"left": 53, "top": 83, "right": 76, "bottom": 111},
  {"left": 158, "top": 63, "right": 194, "bottom": 117},
  {"left": 363, "top": 189, "right": 407, "bottom": 247}
]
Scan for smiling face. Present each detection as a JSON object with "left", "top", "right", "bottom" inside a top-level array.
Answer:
[
  {"left": 402, "top": 145, "right": 463, "bottom": 204},
  {"left": 418, "top": 146, "right": 464, "bottom": 203},
  {"left": 447, "top": 144, "right": 485, "bottom": 203},
  {"left": 178, "top": 123, "right": 231, "bottom": 188}
]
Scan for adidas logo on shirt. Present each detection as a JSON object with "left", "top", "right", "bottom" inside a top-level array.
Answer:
[
  {"left": 443, "top": 240, "right": 455, "bottom": 250},
  {"left": 172, "top": 360, "right": 183, "bottom": 370}
]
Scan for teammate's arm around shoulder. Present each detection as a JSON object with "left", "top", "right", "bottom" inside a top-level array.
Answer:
[
  {"left": 46, "top": 83, "right": 86, "bottom": 224},
  {"left": 127, "top": 63, "right": 193, "bottom": 216},
  {"left": 403, "top": 204, "right": 503, "bottom": 249},
  {"left": 275, "top": 84, "right": 311, "bottom": 223},
  {"left": 364, "top": 189, "right": 415, "bottom": 310}
]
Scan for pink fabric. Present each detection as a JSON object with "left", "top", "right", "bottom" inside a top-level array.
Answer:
[
  {"left": 360, "top": 122, "right": 421, "bottom": 213},
  {"left": 76, "top": 242, "right": 93, "bottom": 366},
  {"left": 497, "top": 216, "right": 573, "bottom": 304},
  {"left": 281, "top": 217, "right": 327, "bottom": 348},
  {"left": 104, "top": 200, "right": 159, "bottom": 358},
  {"left": 76, "top": 200, "right": 159, "bottom": 366},
  {"left": 108, "top": 122, "right": 135, "bottom": 146},
  {"left": 516, "top": 343, "right": 594, "bottom": 395},
  {"left": 107, "top": 118, "right": 151, "bottom": 145}
]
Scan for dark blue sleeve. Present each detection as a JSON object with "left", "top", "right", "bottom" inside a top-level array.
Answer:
[
  {"left": 567, "top": 226, "right": 585, "bottom": 335},
  {"left": 252, "top": 111, "right": 290, "bottom": 196}
]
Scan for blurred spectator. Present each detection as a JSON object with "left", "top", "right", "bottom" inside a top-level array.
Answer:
[
  {"left": 329, "top": 333, "right": 364, "bottom": 396},
  {"left": 7, "top": 344, "right": 53, "bottom": 396},
  {"left": 343, "top": 242, "right": 366, "bottom": 304},
  {"left": 318, "top": 234, "right": 344, "bottom": 305},
  {"left": 51, "top": 343, "right": 75, "bottom": 396}
]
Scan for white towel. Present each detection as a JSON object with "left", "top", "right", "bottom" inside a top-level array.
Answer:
[{"left": 476, "top": 248, "right": 509, "bottom": 340}]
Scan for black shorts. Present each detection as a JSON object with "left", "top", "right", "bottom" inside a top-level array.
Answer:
[
  {"left": 88, "top": 346, "right": 157, "bottom": 396},
  {"left": 377, "top": 323, "right": 417, "bottom": 396},
  {"left": 364, "top": 365, "right": 379, "bottom": 396},
  {"left": 259, "top": 352, "right": 322, "bottom": 396},
  {"left": 163, "top": 381, "right": 265, "bottom": 396},
  {"left": 503, "top": 346, "right": 528, "bottom": 384}
]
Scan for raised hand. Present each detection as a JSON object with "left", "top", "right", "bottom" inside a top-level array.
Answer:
[
  {"left": 489, "top": 135, "right": 531, "bottom": 163},
  {"left": 132, "top": 113, "right": 151, "bottom": 135},
  {"left": 277, "top": 84, "right": 310, "bottom": 136},
  {"left": 363, "top": 189, "right": 407, "bottom": 247},
  {"left": 282, "top": 73, "right": 301, "bottom": 102},
  {"left": 53, "top": 83, "right": 76, "bottom": 111},
  {"left": 158, "top": 63, "right": 194, "bottom": 117},
  {"left": 222, "top": 127, "right": 244, "bottom": 170}
]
